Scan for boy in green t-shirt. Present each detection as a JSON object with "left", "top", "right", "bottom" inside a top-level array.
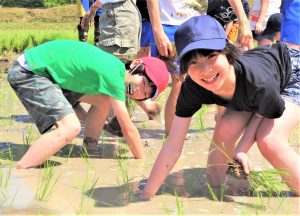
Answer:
[{"left": 7, "top": 40, "right": 169, "bottom": 169}]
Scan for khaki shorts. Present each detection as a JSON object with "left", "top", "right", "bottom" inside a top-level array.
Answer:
[{"left": 97, "top": 0, "right": 141, "bottom": 58}]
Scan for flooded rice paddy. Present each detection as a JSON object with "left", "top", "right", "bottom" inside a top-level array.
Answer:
[{"left": 0, "top": 73, "right": 299, "bottom": 215}]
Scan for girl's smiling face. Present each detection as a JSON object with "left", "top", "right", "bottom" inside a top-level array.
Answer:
[{"left": 187, "top": 52, "right": 234, "bottom": 96}]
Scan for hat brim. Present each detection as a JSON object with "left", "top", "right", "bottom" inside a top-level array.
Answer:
[{"left": 178, "top": 39, "right": 226, "bottom": 60}]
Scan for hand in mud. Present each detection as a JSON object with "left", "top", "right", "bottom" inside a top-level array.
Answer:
[
  {"left": 227, "top": 157, "right": 251, "bottom": 180},
  {"left": 130, "top": 189, "right": 151, "bottom": 203},
  {"left": 235, "top": 152, "right": 252, "bottom": 175}
]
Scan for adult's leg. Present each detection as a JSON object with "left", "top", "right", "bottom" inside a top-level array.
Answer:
[
  {"left": 16, "top": 113, "right": 81, "bottom": 169},
  {"left": 256, "top": 101, "right": 300, "bottom": 195},
  {"left": 206, "top": 109, "right": 253, "bottom": 186}
]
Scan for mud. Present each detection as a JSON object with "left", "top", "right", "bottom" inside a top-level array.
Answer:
[{"left": 0, "top": 75, "right": 299, "bottom": 215}]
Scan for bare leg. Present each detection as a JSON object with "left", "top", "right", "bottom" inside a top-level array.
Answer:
[
  {"left": 214, "top": 105, "right": 226, "bottom": 122},
  {"left": 256, "top": 101, "right": 300, "bottom": 195},
  {"left": 165, "top": 73, "right": 181, "bottom": 135},
  {"left": 16, "top": 113, "right": 81, "bottom": 169},
  {"left": 79, "top": 94, "right": 111, "bottom": 149},
  {"left": 207, "top": 109, "right": 252, "bottom": 186},
  {"left": 135, "top": 99, "right": 161, "bottom": 120},
  {"left": 73, "top": 103, "right": 87, "bottom": 123}
]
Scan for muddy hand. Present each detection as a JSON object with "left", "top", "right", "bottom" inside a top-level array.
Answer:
[
  {"left": 130, "top": 189, "right": 151, "bottom": 202},
  {"left": 235, "top": 152, "right": 252, "bottom": 175},
  {"left": 227, "top": 158, "right": 250, "bottom": 180}
]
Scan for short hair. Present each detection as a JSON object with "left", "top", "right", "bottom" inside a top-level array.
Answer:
[
  {"left": 179, "top": 42, "right": 241, "bottom": 75},
  {"left": 125, "top": 62, "right": 156, "bottom": 100}
]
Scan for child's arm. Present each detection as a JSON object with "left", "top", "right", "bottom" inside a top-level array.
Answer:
[
  {"left": 255, "top": 0, "right": 269, "bottom": 34},
  {"left": 228, "top": 0, "right": 253, "bottom": 49},
  {"left": 234, "top": 114, "right": 264, "bottom": 173},
  {"left": 140, "top": 116, "right": 192, "bottom": 199},
  {"left": 110, "top": 97, "right": 145, "bottom": 159}
]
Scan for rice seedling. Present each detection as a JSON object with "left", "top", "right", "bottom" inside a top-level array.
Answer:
[
  {"left": 195, "top": 106, "right": 290, "bottom": 205},
  {"left": 160, "top": 191, "right": 185, "bottom": 215},
  {"left": 79, "top": 145, "right": 95, "bottom": 171},
  {"left": 162, "top": 134, "right": 167, "bottom": 146},
  {"left": 161, "top": 202, "right": 173, "bottom": 215},
  {"left": 141, "top": 122, "right": 146, "bottom": 129},
  {"left": 76, "top": 172, "right": 99, "bottom": 215},
  {"left": 174, "top": 190, "right": 185, "bottom": 216},
  {"left": 195, "top": 105, "right": 208, "bottom": 132},
  {"left": 248, "top": 169, "right": 290, "bottom": 197},
  {"left": 207, "top": 183, "right": 226, "bottom": 202},
  {"left": 36, "top": 160, "right": 61, "bottom": 201},
  {"left": 0, "top": 146, "right": 13, "bottom": 190},
  {"left": 66, "top": 144, "right": 75, "bottom": 162},
  {"left": 0, "top": 29, "right": 78, "bottom": 54},
  {"left": 22, "top": 126, "right": 35, "bottom": 146},
  {"left": 115, "top": 144, "right": 136, "bottom": 205}
]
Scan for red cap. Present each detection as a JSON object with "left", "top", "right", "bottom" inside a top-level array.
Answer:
[{"left": 141, "top": 57, "right": 169, "bottom": 101}]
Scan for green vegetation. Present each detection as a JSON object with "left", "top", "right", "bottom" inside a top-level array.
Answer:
[
  {"left": 76, "top": 172, "right": 98, "bottom": 215},
  {"left": 36, "top": 160, "right": 61, "bottom": 201},
  {"left": 0, "top": 0, "right": 75, "bottom": 8},
  {"left": 0, "top": 4, "right": 95, "bottom": 61}
]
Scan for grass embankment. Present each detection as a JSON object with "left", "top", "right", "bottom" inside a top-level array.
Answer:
[{"left": 0, "top": 4, "right": 95, "bottom": 73}]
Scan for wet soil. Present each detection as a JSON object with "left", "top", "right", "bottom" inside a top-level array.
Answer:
[
  {"left": 0, "top": 75, "right": 299, "bottom": 215},
  {"left": 227, "top": 160, "right": 249, "bottom": 180}
]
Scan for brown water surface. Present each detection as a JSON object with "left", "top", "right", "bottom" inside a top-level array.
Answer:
[{"left": 0, "top": 75, "right": 299, "bottom": 215}]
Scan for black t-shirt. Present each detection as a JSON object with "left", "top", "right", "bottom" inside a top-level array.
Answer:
[
  {"left": 207, "top": 0, "right": 250, "bottom": 26},
  {"left": 176, "top": 43, "right": 292, "bottom": 119},
  {"left": 136, "top": 0, "right": 149, "bottom": 21}
]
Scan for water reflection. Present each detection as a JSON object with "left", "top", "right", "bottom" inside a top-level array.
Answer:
[{"left": 0, "top": 142, "right": 61, "bottom": 167}]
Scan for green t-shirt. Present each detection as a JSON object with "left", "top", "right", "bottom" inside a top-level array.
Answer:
[{"left": 25, "top": 40, "right": 126, "bottom": 101}]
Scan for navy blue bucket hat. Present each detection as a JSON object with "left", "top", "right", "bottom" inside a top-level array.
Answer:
[{"left": 175, "top": 15, "right": 227, "bottom": 60}]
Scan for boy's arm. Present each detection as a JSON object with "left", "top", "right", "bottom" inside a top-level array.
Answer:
[
  {"left": 234, "top": 114, "right": 264, "bottom": 173},
  {"left": 228, "top": 0, "right": 253, "bottom": 49},
  {"left": 110, "top": 97, "right": 145, "bottom": 159},
  {"left": 140, "top": 116, "right": 192, "bottom": 199},
  {"left": 146, "top": 0, "right": 174, "bottom": 57}
]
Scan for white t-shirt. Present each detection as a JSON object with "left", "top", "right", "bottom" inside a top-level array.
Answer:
[
  {"left": 159, "top": 0, "right": 207, "bottom": 25},
  {"left": 250, "top": 0, "right": 281, "bottom": 30}
]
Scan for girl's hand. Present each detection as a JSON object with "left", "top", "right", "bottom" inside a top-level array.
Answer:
[{"left": 235, "top": 152, "right": 253, "bottom": 175}]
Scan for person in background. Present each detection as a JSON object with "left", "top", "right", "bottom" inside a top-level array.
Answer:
[
  {"left": 257, "top": 12, "right": 282, "bottom": 46},
  {"left": 138, "top": 15, "right": 299, "bottom": 199},
  {"left": 249, "top": 0, "right": 281, "bottom": 45},
  {"left": 76, "top": 0, "right": 103, "bottom": 43},
  {"left": 7, "top": 40, "right": 169, "bottom": 168},
  {"left": 146, "top": 0, "right": 253, "bottom": 135},
  {"left": 81, "top": 0, "right": 141, "bottom": 58},
  {"left": 81, "top": 0, "right": 162, "bottom": 138}
]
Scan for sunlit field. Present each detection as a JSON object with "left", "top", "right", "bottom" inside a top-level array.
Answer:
[{"left": 0, "top": 4, "right": 299, "bottom": 215}]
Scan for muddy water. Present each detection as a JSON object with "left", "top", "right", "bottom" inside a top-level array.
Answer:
[{"left": 0, "top": 74, "right": 299, "bottom": 215}]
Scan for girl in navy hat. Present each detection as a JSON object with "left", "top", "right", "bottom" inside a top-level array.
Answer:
[{"left": 139, "top": 15, "right": 299, "bottom": 199}]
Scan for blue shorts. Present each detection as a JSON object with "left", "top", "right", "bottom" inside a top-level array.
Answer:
[
  {"left": 140, "top": 21, "right": 152, "bottom": 47},
  {"left": 281, "top": 46, "right": 300, "bottom": 106},
  {"left": 150, "top": 25, "right": 180, "bottom": 73}
]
